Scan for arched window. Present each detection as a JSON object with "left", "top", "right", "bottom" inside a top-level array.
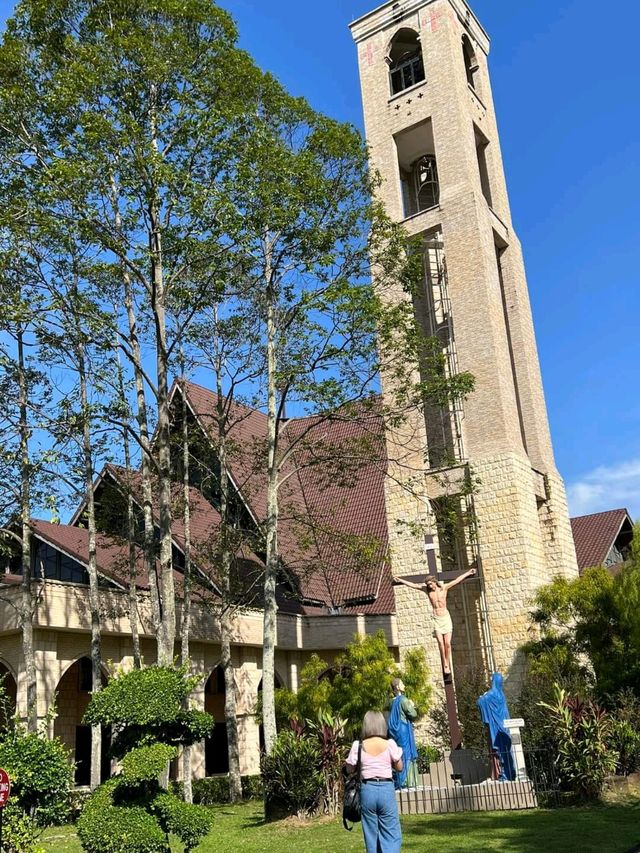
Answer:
[
  {"left": 388, "top": 29, "right": 425, "bottom": 96},
  {"left": 462, "top": 34, "right": 479, "bottom": 91}
]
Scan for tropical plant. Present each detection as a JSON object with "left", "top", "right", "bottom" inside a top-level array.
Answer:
[
  {"left": 260, "top": 730, "right": 323, "bottom": 820},
  {"left": 539, "top": 684, "right": 617, "bottom": 800},
  {"left": 306, "top": 712, "right": 348, "bottom": 816}
]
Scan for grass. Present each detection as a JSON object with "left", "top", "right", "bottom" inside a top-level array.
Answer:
[{"left": 40, "top": 799, "right": 640, "bottom": 853}]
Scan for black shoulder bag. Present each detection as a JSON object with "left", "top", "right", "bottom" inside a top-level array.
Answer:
[{"left": 342, "top": 742, "right": 362, "bottom": 831}]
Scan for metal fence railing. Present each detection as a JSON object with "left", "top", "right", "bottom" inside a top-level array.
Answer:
[{"left": 396, "top": 747, "right": 560, "bottom": 815}]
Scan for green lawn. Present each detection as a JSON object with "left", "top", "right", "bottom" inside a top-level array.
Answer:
[{"left": 41, "top": 799, "right": 640, "bottom": 853}]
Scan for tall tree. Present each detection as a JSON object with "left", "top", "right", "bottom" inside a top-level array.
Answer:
[
  {"left": 0, "top": 0, "right": 271, "bottom": 666},
  {"left": 218, "top": 86, "right": 426, "bottom": 753},
  {"left": 0, "top": 263, "right": 50, "bottom": 732}
]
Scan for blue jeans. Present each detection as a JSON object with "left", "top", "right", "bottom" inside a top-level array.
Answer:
[{"left": 360, "top": 780, "right": 402, "bottom": 853}]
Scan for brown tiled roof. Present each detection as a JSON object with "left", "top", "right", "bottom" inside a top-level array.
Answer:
[
  {"left": 570, "top": 508, "right": 632, "bottom": 571},
  {"left": 30, "top": 519, "right": 148, "bottom": 589},
  {"left": 181, "top": 381, "right": 394, "bottom": 615}
]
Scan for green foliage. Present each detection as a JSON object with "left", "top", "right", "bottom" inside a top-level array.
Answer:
[
  {"left": 416, "top": 743, "right": 441, "bottom": 773},
  {"left": 77, "top": 781, "right": 169, "bottom": 853},
  {"left": 121, "top": 744, "right": 178, "bottom": 786},
  {"left": 608, "top": 689, "right": 640, "bottom": 775},
  {"left": 261, "top": 730, "right": 323, "bottom": 819},
  {"left": 274, "top": 632, "right": 431, "bottom": 738},
  {"left": 0, "top": 719, "right": 74, "bottom": 825},
  {"left": 78, "top": 666, "right": 214, "bottom": 852},
  {"left": 305, "top": 711, "right": 348, "bottom": 816},
  {"left": 0, "top": 803, "right": 45, "bottom": 853},
  {"left": 527, "top": 546, "right": 640, "bottom": 698},
  {"left": 539, "top": 685, "right": 617, "bottom": 801},
  {"left": 152, "top": 793, "right": 214, "bottom": 850},
  {"left": 84, "top": 665, "right": 213, "bottom": 759},
  {"left": 172, "top": 775, "right": 262, "bottom": 805}
]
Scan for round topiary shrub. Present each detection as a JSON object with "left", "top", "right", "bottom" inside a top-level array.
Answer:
[{"left": 78, "top": 782, "right": 169, "bottom": 853}]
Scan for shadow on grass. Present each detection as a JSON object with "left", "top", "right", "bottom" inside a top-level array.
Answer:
[{"left": 401, "top": 803, "right": 640, "bottom": 853}]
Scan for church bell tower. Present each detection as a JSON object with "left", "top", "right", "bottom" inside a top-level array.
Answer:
[{"left": 350, "top": 0, "right": 579, "bottom": 692}]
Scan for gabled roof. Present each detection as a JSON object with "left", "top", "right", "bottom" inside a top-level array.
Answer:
[
  {"left": 570, "top": 508, "right": 634, "bottom": 571},
  {"left": 179, "top": 381, "right": 394, "bottom": 615},
  {"left": 30, "top": 520, "right": 135, "bottom": 589}
]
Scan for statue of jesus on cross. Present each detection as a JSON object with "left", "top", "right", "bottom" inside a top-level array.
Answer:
[{"left": 395, "top": 568, "right": 477, "bottom": 682}]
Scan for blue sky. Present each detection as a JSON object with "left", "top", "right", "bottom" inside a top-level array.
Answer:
[{"left": 2, "top": 0, "right": 639, "bottom": 519}]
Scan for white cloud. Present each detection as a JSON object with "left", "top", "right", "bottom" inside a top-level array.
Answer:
[{"left": 566, "top": 458, "right": 640, "bottom": 520}]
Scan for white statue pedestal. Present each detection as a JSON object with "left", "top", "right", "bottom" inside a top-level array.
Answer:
[{"left": 504, "top": 718, "right": 527, "bottom": 782}]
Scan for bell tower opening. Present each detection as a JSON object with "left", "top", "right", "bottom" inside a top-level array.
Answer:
[{"left": 387, "top": 28, "right": 425, "bottom": 95}]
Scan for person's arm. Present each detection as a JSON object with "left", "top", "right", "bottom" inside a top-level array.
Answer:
[
  {"left": 394, "top": 577, "right": 424, "bottom": 591},
  {"left": 344, "top": 740, "right": 359, "bottom": 774},
  {"left": 389, "top": 739, "right": 404, "bottom": 772},
  {"left": 444, "top": 567, "right": 476, "bottom": 591}
]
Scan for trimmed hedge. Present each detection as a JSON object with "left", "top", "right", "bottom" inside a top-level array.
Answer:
[
  {"left": 172, "top": 774, "right": 263, "bottom": 805},
  {"left": 77, "top": 782, "right": 169, "bottom": 853},
  {"left": 152, "top": 792, "right": 214, "bottom": 850}
]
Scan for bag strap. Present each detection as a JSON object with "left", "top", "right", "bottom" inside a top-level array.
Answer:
[{"left": 343, "top": 742, "right": 363, "bottom": 832}]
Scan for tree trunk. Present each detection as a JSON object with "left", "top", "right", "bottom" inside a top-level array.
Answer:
[
  {"left": 215, "top": 364, "right": 243, "bottom": 803},
  {"left": 115, "top": 338, "right": 142, "bottom": 668},
  {"left": 261, "top": 238, "right": 279, "bottom": 756},
  {"left": 180, "top": 379, "right": 193, "bottom": 804},
  {"left": 148, "top": 83, "right": 175, "bottom": 667},
  {"left": 17, "top": 329, "right": 37, "bottom": 732},
  {"left": 77, "top": 345, "right": 103, "bottom": 791},
  {"left": 119, "top": 199, "right": 161, "bottom": 638}
]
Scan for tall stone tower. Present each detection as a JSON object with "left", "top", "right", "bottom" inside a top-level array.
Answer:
[{"left": 350, "top": 0, "right": 578, "bottom": 693}]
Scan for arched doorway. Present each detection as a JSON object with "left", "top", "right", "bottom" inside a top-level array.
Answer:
[
  {"left": 0, "top": 663, "right": 17, "bottom": 731},
  {"left": 204, "top": 666, "right": 228, "bottom": 776},
  {"left": 53, "top": 657, "right": 110, "bottom": 786}
]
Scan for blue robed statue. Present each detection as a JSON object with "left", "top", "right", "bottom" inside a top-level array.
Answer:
[
  {"left": 387, "top": 678, "right": 418, "bottom": 789},
  {"left": 477, "top": 672, "right": 515, "bottom": 782}
]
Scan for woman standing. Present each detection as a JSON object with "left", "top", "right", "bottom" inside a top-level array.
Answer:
[{"left": 345, "top": 711, "right": 403, "bottom": 852}]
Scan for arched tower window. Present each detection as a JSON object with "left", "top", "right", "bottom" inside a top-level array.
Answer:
[
  {"left": 462, "top": 34, "right": 479, "bottom": 91},
  {"left": 388, "top": 28, "right": 425, "bottom": 95}
]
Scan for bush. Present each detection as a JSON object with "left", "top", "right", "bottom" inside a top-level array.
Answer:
[
  {"left": 539, "top": 684, "right": 618, "bottom": 801},
  {"left": 609, "top": 689, "right": 640, "bottom": 776},
  {"left": 261, "top": 730, "right": 323, "bottom": 819},
  {"left": 175, "top": 774, "right": 263, "bottom": 805},
  {"left": 416, "top": 743, "right": 440, "bottom": 773},
  {"left": 121, "top": 744, "right": 178, "bottom": 785},
  {"left": 610, "top": 719, "right": 640, "bottom": 776},
  {"left": 0, "top": 722, "right": 74, "bottom": 825},
  {"left": 152, "top": 792, "right": 214, "bottom": 850},
  {"left": 0, "top": 804, "right": 45, "bottom": 853},
  {"left": 78, "top": 793, "right": 169, "bottom": 853},
  {"left": 272, "top": 632, "right": 432, "bottom": 739}
]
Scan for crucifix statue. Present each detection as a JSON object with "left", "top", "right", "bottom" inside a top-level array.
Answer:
[{"left": 395, "top": 568, "right": 476, "bottom": 682}]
